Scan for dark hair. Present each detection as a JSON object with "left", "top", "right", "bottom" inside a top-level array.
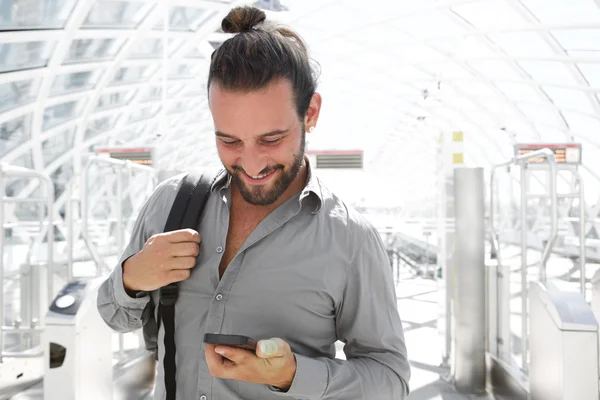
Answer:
[{"left": 208, "top": 6, "right": 319, "bottom": 119}]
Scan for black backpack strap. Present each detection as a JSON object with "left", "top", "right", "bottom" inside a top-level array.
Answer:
[{"left": 158, "top": 170, "right": 219, "bottom": 400}]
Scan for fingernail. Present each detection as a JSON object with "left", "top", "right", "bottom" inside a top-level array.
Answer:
[{"left": 259, "top": 340, "right": 277, "bottom": 355}]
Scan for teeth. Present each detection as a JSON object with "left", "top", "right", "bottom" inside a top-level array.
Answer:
[{"left": 251, "top": 171, "right": 271, "bottom": 179}]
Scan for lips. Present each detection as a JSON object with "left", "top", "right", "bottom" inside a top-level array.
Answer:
[{"left": 242, "top": 169, "right": 277, "bottom": 184}]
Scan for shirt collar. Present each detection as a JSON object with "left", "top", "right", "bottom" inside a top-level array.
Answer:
[{"left": 211, "top": 156, "right": 324, "bottom": 214}]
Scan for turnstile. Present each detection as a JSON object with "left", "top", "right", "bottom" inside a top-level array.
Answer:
[
  {"left": 529, "top": 280, "right": 598, "bottom": 400},
  {"left": 43, "top": 277, "right": 112, "bottom": 400}
]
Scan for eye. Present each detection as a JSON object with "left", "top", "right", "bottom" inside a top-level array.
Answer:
[
  {"left": 262, "top": 138, "right": 282, "bottom": 145},
  {"left": 221, "top": 139, "right": 240, "bottom": 146}
]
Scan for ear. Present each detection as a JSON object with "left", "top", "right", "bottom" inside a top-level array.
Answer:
[{"left": 304, "top": 92, "right": 322, "bottom": 132}]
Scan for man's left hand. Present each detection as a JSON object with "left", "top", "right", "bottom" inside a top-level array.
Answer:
[{"left": 205, "top": 337, "right": 297, "bottom": 390}]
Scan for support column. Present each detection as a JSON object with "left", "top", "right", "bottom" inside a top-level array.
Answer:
[{"left": 452, "top": 167, "right": 486, "bottom": 394}]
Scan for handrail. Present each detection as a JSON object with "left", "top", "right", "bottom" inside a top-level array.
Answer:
[
  {"left": 489, "top": 149, "right": 558, "bottom": 373},
  {"left": 490, "top": 149, "right": 558, "bottom": 280},
  {"left": 514, "top": 149, "right": 558, "bottom": 281},
  {"left": 81, "top": 156, "right": 155, "bottom": 277},
  {"left": 572, "top": 170, "right": 586, "bottom": 296},
  {"left": 490, "top": 159, "right": 514, "bottom": 267},
  {"left": 0, "top": 164, "right": 54, "bottom": 363}
]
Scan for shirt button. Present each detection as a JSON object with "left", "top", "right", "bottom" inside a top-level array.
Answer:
[
  {"left": 199, "top": 396, "right": 207, "bottom": 400},
  {"left": 216, "top": 246, "right": 223, "bottom": 253},
  {"left": 216, "top": 294, "right": 223, "bottom": 301}
]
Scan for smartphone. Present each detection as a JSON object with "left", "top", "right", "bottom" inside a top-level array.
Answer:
[{"left": 203, "top": 333, "right": 257, "bottom": 352}]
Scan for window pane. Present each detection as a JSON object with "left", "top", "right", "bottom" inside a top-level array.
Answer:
[
  {"left": 169, "top": 63, "right": 200, "bottom": 78},
  {"left": 520, "top": 0, "right": 600, "bottom": 24},
  {"left": 129, "top": 104, "right": 160, "bottom": 123},
  {"left": 552, "top": 29, "right": 600, "bottom": 52},
  {"left": 562, "top": 112, "right": 600, "bottom": 142},
  {"left": 83, "top": 1, "right": 154, "bottom": 28},
  {"left": 0, "top": 0, "right": 76, "bottom": 30},
  {"left": 0, "top": 79, "right": 39, "bottom": 112},
  {"left": 186, "top": 46, "right": 205, "bottom": 59},
  {"left": 51, "top": 71, "right": 100, "bottom": 96},
  {"left": 141, "top": 86, "right": 161, "bottom": 102},
  {"left": 42, "top": 126, "right": 75, "bottom": 166},
  {"left": 168, "top": 83, "right": 186, "bottom": 96},
  {"left": 0, "top": 41, "right": 55, "bottom": 73},
  {"left": 65, "top": 38, "right": 125, "bottom": 62},
  {"left": 111, "top": 66, "right": 155, "bottom": 84},
  {"left": 129, "top": 38, "right": 184, "bottom": 58},
  {"left": 451, "top": 0, "right": 528, "bottom": 29},
  {"left": 43, "top": 101, "right": 83, "bottom": 131},
  {"left": 490, "top": 32, "right": 556, "bottom": 58},
  {"left": 517, "top": 61, "right": 578, "bottom": 86},
  {"left": 84, "top": 115, "right": 119, "bottom": 140},
  {"left": 51, "top": 161, "right": 73, "bottom": 200},
  {"left": 96, "top": 89, "right": 136, "bottom": 111},
  {"left": 5, "top": 150, "right": 33, "bottom": 196},
  {"left": 542, "top": 86, "right": 595, "bottom": 115},
  {"left": 0, "top": 114, "right": 30, "bottom": 157},
  {"left": 154, "top": 7, "right": 211, "bottom": 31},
  {"left": 577, "top": 63, "right": 600, "bottom": 87}
]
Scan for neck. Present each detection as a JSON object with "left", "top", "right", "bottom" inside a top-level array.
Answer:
[{"left": 232, "top": 158, "right": 308, "bottom": 212}]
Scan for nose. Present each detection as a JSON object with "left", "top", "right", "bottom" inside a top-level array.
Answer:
[{"left": 240, "top": 146, "right": 267, "bottom": 177}]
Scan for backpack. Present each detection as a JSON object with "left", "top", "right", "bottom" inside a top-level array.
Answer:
[{"left": 142, "top": 170, "right": 221, "bottom": 400}]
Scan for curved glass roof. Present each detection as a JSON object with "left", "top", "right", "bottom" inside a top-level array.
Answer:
[{"left": 0, "top": 0, "right": 599, "bottom": 211}]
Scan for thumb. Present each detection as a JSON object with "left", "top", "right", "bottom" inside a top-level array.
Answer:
[{"left": 256, "top": 338, "right": 288, "bottom": 359}]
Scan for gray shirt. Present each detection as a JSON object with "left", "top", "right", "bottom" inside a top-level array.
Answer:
[{"left": 97, "top": 163, "right": 410, "bottom": 400}]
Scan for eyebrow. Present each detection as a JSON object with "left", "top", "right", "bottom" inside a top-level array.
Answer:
[{"left": 215, "top": 129, "right": 289, "bottom": 139}]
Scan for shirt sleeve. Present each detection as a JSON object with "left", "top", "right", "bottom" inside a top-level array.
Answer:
[
  {"left": 96, "top": 175, "right": 183, "bottom": 333},
  {"left": 269, "top": 225, "right": 411, "bottom": 399}
]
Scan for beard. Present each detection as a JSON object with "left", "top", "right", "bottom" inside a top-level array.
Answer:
[{"left": 228, "top": 128, "right": 306, "bottom": 206}]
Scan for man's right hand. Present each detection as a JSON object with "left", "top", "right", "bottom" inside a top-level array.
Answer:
[{"left": 122, "top": 228, "right": 201, "bottom": 292}]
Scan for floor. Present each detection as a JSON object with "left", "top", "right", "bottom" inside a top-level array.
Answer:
[{"left": 395, "top": 276, "right": 497, "bottom": 400}]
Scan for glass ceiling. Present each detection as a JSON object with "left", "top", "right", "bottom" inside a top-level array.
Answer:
[{"left": 0, "top": 0, "right": 599, "bottom": 212}]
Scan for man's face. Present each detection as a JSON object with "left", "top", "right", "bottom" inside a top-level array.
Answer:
[{"left": 209, "top": 80, "right": 305, "bottom": 206}]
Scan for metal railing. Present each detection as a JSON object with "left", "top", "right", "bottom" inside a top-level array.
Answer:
[
  {"left": 490, "top": 149, "right": 558, "bottom": 373},
  {"left": 0, "top": 164, "right": 54, "bottom": 363},
  {"left": 80, "top": 156, "right": 155, "bottom": 278},
  {"left": 79, "top": 156, "right": 155, "bottom": 359}
]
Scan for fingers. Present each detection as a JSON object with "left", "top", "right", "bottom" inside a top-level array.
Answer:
[
  {"left": 256, "top": 338, "right": 289, "bottom": 359},
  {"left": 170, "top": 242, "right": 200, "bottom": 257},
  {"left": 205, "top": 344, "right": 241, "bottom": 376},
  {"left": 169, "top": 256, "right": 196, "bottom": 270},
  {"left": 165, "top": 229, "right": 201, "bottom": 244},
  {"left": 205, "top": 344, "right": 223, "bottom": 367},
  {"left": 167, "top": 269, "right": 191, "bottom": 283},
  {"left": 214, "top": 346, "right": 252, "bottom": 364}
]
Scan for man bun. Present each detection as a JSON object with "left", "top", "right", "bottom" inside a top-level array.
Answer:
[{"left": 221, "top": 6, "right": 266, "bottom": 33}]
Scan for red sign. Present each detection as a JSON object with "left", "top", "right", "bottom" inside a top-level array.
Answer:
[{"left": 515, "top": 143, "right": 581, "bottom": 164}]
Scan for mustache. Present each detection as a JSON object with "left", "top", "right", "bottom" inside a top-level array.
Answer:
[{"left": 232, "top": 165, "right": 283, "bottom": 176}]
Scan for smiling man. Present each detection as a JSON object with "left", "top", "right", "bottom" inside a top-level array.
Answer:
[{"left": 97, "top": 5, "right": 410, "bottom": 400}]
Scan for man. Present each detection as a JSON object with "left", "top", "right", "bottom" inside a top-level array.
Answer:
[{"left": 97, "top": 5, "right": 410, "bottom": 399}]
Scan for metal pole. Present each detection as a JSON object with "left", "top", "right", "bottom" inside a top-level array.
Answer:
[
  {"left": 539, "top": 160, "right": 558, "bottom": 279},
  {"left": 452, "top": 168, "right": 486, "bottom": 394},
  {"left": 520, "top": 164, "right": 528, "bottom": 372},
  {"left": 44, "top": 175, "right": 54, "bottom": 305},
  {"left": 66, "top": 183, "right": 73, "bottom": 282},
  {"left": 574, "top": 170, "right": 586, "bottom": 296},
  {"left": 0, "top": 167, "right": 4, "bottom": 363},
  {"left": 116, "top": 167, "right": 126, "bottom": 359},
  {"left": 116, "top": 168, "right": 124, "bottom": 256}
]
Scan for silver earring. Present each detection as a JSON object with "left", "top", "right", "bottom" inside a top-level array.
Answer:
[{"left": 309, "top": 126, "right": 315, "bottom": 133}]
